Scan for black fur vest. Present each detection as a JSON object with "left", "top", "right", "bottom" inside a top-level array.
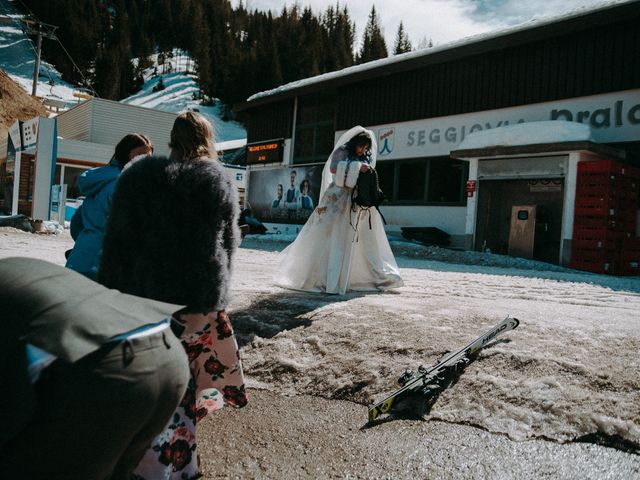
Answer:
[{"left": 99, "top": 155, "right": 240, "bottom": 313}]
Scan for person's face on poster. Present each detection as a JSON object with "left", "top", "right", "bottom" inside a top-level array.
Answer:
[
  {"left": 276, "top": 184, "right": 283, "bottom": 199},
  {"left": 290, "top": 171, "right": 297, "bottom": 187},
  {"left": 300, "top": 180, "right": 309, "bottom": 196}
]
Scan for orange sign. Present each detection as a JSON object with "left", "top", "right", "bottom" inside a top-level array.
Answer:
[{"left": 246, "top": 139, "right": 284, "bottom": 165}]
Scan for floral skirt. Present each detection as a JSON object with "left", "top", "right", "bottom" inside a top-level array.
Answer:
[{"left": 133, "top": 310, "right": 247, "bottom": 480}]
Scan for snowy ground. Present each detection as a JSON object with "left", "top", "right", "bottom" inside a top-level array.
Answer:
[
  {"left": 235, "top": 235, "right": 640, "bottom": 447},
  {"left": 0, "top": 228, "right": 640, "bottom": 478}
]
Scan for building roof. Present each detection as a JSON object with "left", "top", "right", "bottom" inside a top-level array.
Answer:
[{"left": 238, "top": 0, "right": 639, "bottom": 110}]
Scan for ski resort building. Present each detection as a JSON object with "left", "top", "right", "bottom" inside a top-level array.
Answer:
[
  {"left": 0, "top": 98, "right": 247, "bottom": 222},
  {"left": 237, "top": 1, "right": 640, "bottom": 272}
]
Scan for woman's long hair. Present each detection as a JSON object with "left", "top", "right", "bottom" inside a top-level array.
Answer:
[
  {"left": 346, "top": 132, "right": 372, "bottom": 160},
  {"left": 169, "top": 112, "right": 216, "bottom": 161},
  {"left": 112, "top": 133, "right": 153, "bottom": 169}
]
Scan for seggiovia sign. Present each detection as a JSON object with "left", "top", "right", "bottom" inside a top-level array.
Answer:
[
  {"left": 351, "top": 89, "right": 640, "bottom": 160},
  {"left": 246, "top": 139, "right": 284, "bottom": 165}
]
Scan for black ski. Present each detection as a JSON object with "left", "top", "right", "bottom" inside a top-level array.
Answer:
[{"left": 368, "top": 316, "right": 520, "bottom": 422}]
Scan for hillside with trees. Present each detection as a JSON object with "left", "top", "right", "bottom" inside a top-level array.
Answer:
[
  {"left": 17, "top": 0, "right": 416, "bottom": 107},
  {"left": 0, "top": 68, "right": 47, "bottom": 139}
]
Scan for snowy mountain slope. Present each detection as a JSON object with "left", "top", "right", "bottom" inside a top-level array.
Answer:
[{"left": 121, "top": 71, "right": 246, "bottom": 144}]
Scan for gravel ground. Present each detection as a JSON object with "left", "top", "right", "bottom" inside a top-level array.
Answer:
[{"left": 199, "top": 390, "right": 639, "bottom": 480}]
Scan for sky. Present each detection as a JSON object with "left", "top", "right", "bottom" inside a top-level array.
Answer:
[{"left": 232, "top": 0, "right": 625, "bottom": 51}]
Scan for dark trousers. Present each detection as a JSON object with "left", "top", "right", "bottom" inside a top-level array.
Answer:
[{"left": 0, "top": 330, "right": 189, "bottom": 480}]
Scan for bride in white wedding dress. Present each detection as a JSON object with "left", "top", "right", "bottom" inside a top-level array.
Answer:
[{"left": 275, "top": 125, "right": 403, "bottom": 295}]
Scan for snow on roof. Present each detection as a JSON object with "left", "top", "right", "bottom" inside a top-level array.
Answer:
[
  {"left": 456, "top": 121, "right": 594, "bottom": 150},
  {"left": 246, "top": 0, "right": 632, "bottom": 103}
]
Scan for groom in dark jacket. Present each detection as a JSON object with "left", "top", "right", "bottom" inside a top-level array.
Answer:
[{"left": 0, "top": 257, "right": 190, "bottom": 480}]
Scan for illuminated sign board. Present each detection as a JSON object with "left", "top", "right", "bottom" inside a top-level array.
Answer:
[{"left": 246, "top": 139, "right": 284, "bottom": 165}]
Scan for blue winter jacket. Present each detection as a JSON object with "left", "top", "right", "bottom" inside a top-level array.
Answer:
[{"left": 65, "top": 161, "right": 122, "bottom": 279}]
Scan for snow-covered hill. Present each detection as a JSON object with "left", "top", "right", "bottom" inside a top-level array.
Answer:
[{"left": 121, "top": 68, "right": 246, "bottom": 144}]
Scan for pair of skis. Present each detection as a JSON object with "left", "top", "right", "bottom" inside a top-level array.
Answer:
[{"left": 368, "top": 316, "right": 520, "bottom": 422}]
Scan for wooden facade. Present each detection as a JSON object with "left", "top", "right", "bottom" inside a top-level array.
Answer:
[
  {"left": 336, "top": 15, "right": 639, "bottom": 129},
  {"left": 245, "top": 99, "right": 295, "bottom": 143}
]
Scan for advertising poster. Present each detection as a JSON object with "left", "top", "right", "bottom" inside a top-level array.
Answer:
[{"left": 248, "top": 165, "right": 324, "bottom": 224}]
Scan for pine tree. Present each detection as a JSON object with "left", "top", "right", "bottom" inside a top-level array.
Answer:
[
  {"left": 357, "top": 5, "right": 388, "bottom": 64},
  {"left": 19, "top": 0, "right": 101, "bottom": 85},
  {"left": 322, "top": 4, "right": 355, "bottom": 71},
  {"left": 417, "top": 35, "right": 434, "bottom": 50},
  {"left": 191, "top": 2, "right": 213, "bottom": 95},
  {"left": 393, "top": 21, "right": 412, "bottom": 54},
  {"left": 299, "top": 7, "right": 324, "bottom": 78}
]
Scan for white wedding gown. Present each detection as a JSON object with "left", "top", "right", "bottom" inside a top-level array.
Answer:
[{"left": 275, "top": 126, "right": 404, "bottom": 295}]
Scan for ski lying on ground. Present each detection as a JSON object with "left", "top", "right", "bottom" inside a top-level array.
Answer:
[{"left": 367, "top": 316, "right": 520, "bottom": 423}]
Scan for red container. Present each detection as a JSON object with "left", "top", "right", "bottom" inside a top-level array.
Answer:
[
  {"left": 570, "top": 257, "right": 618, "bottom": 275},
  {"left": 572, "top": 227, "right": 622, "bottom": 251},
  {"left": 573, "top": 215, "right": 618, "bottom": 230},
  {"left": 577, "top": 159, "right": 636, "bottom": 176},
  {"left": 573, "top": 204, "right": 616, "bottom": 217}
]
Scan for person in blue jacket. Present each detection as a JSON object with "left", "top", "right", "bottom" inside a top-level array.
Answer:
[{"left": 66, "top": 133, "right": 153, "bottom": 279}]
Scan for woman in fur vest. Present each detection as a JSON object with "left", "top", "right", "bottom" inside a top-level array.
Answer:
[{"left": 99, "top": 112, "right": 247, "bottom": 480}]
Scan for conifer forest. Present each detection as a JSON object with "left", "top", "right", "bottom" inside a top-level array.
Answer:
[{"left": 18, "top": 0, "right": 416, "bottom": 105}]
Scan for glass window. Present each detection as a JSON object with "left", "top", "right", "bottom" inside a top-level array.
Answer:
[
  {"left": 316, "top": 124, "right": 335, "bottom": 154},
  {"left": 397, "top": 160, "right": 427, "bottom": 202},
  {"left": 376, "top": 161, "right": 395, "bottom": 203},
  {"left": 377, "top": 157, "right": 467, "bottom": 205},
  {"left": 53, "top": 164, "right": 62, "bottom": 184},
  {"left": 63, "top": 166, "right": 88, "bottom": 199},
  {"left": 293, "top": 93, "right": 336, "bottom": 165},
  {"left": 27, "top": 160, "right": 34, "bottom": 200},
  {"left": 294, "top": 127, "right": 314, "bottom": 159},
  {"left": 221, "top": 147, "right": 246, "bottom": 166},
  {"left": 427, "top": 159, "right": 466, "bottom": 203}
]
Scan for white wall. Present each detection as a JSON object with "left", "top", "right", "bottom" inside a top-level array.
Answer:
[{"left": 56, "top": 98, "right": 177, "bottom": 157}]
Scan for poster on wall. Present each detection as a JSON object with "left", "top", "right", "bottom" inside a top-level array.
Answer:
[{"left": 248, "top": 165, "right": 324, "bottom": 224}]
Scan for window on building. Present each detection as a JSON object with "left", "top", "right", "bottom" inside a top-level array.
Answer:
[
  {"left": 376, "top": 161, "right": 395, "bottom": 203},
  {"left": 27, "top": 160, "right": 34, "bottom": 201},
  {"left": 427, "top": 159, "right": 466, "bottom": 203},
  {"left": 61, "top": 165, "right": 88, "bottom": 199},
  {"left": 221, "top": 147, "right": 246, "bottom": 166},
  {"left": 377, "top": 157, "right": 468, "bottom": 205},
  {"left": 293, "top": 93, "right": 336, "bottom": 164},
  {"left": 397, "top": 160, "right": 428, "bottom": 202}
]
